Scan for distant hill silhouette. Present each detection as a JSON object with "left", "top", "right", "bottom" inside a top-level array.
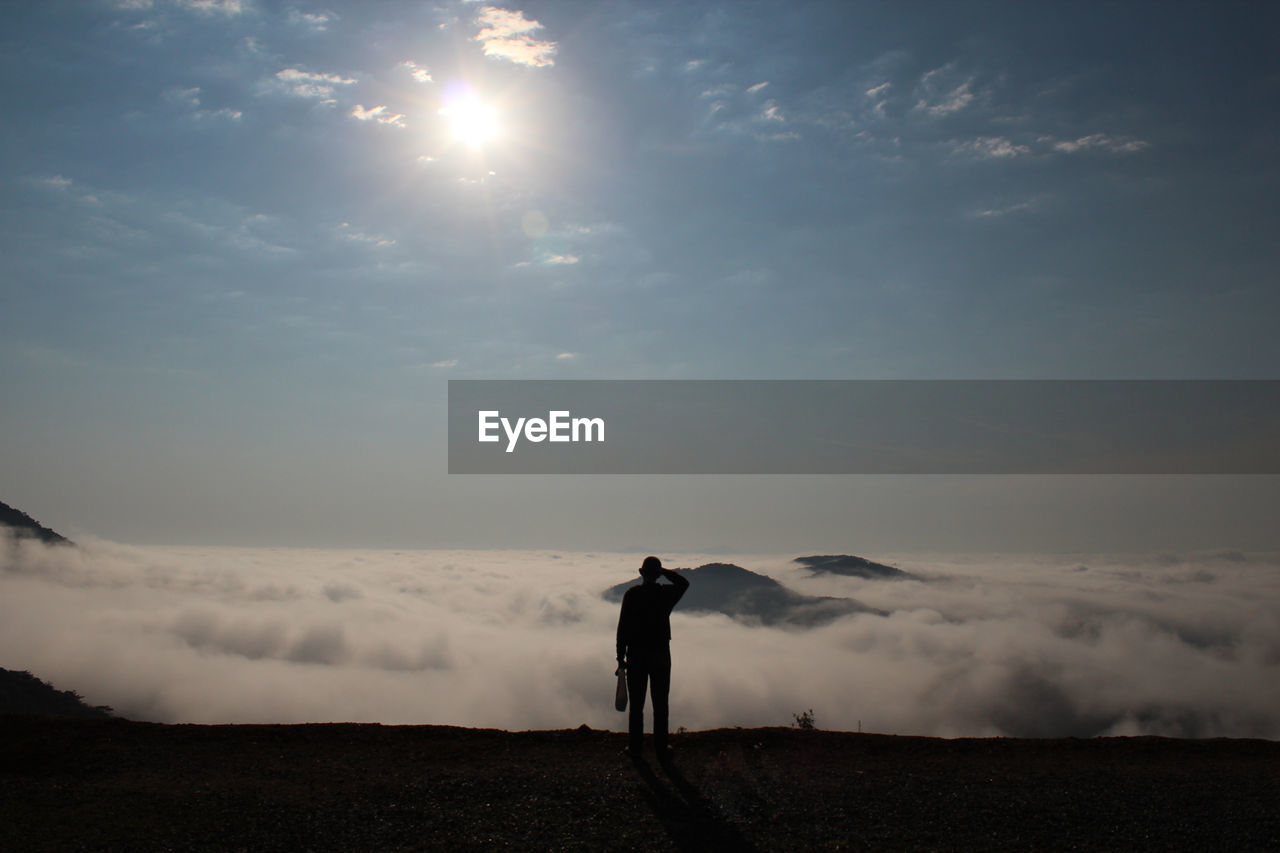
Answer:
[
  {"left": 603, "top": 563, "right": 881, "bottom": 627},
  {"left": 0, "top": 500, "right": 72, "bottom": 546},
  {"left": 794, "top": 554, "right": 913, "bottom": 580},
  {"left": 0, "top": 668, "right": 113, "bottom": 719}
]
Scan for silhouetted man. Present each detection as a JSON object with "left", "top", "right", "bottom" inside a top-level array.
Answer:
[{"left": 616, "top": 556, "right": 690, "bottom": 759}]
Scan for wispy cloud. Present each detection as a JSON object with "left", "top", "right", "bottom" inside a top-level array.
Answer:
[
  {"left": 288, "top": 9, "right": 332, "bottom": 32},
  {"left": 401, "top": 60, "right": 432, "bottom": 83},
  {"left": 701, "top": 93, "right": 800, "bottom": 143},
  {"left": 754, "top": 121, "right": 800, "bottom": 142},
  {"left": 865, "top": 81, "right": 892, "bottom": 116},
  {"left": 25, "top": 172, "right": 118, "bottom": 207},
  {"left": 473, "top": 6, "right": 557, "bottom": 68},
  {"left": 543, "top": 254, "right": 580, "bottom": 265},
  {"left": 951, "top": 133, "right": 1149, "bottom": 161},
  {"left": 164, "top": 86, "right": 201, "bottom": 108},
  {"left": 1042, "top": 133, "right": 1151, "bottom": 154},
  {"left": 351, "top": 104, "right": 406, "bottom": 127},
  {"left": 972, "top": 197, "right": 1044, "bottom": 218},
  {"left": 914, "top": 66, "right": 977, "bottom": 116},
  {"left": 274, "top": 68, "right": 355, "bottom": 99},
  {"left": 337, "top": 222, "right": 396, "bottom": 248},
  {"left": 31, "top": 174, "right": 74, "bottom": 192},
  {"left": 164, "top": 86, "right": 242, "bottom": 121},
  {"left": 176, "top": 0, "right": 248, "bottom": 14},
  {"left": 955, "top": 136, "right": 1031, "bottom": 159},
  {"left": 430, "top": 359, "right": 458, "bottom": 369},
  {"left": 746, "top": 81, "right": 769, "bottom": 94},
  {"left": 196, "top": 108, "right": 242, "bottom": 121},
  {"left": 759, "top": 99, "right": 786, "bottom": 123}
]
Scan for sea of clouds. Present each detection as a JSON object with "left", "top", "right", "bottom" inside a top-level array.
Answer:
[{"left": 3, "top": 533, "right": 1278, "bottom": 738}]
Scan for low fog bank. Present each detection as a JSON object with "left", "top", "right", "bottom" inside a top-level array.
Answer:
[{"left": 2, "top": 531, "right": 1278, "bottom": 739}]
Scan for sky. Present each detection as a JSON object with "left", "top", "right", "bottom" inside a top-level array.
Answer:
[
  {"left": 3, "top": 0, "right": 1280, "bottom": 551},
  {"left": 4, "top": 535, "right": 1279, "bottom": 737}
]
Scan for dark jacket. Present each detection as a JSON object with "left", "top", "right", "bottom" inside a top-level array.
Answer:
[{"left": 616, "top": 573, "right": 690, "bottom": 660}]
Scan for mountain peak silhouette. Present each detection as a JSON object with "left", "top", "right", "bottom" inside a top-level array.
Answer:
[
  {"left": 603, "top": 562, "right": 882, "bottom": 627},
  {"left": 794, "top": 554, "right": 912, "bottom": 580},
  {"left": 0, "top": 668, "right": 113, "bottom": 718},
  {"left": 0, "top": 500, "right": 72, "bottom": 546}
]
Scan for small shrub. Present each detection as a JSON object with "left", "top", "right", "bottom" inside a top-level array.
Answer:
[{"left": 792, "top": 708, "right": 816, "bottom": 730}]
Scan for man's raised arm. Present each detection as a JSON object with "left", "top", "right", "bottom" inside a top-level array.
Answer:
[{"left": 663, "top": 568, "right": 690, "bottom": 603}]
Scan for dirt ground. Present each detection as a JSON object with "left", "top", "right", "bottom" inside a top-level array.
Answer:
[{"left": 3, "top": 715, "right": 1277, "bottom": 851}]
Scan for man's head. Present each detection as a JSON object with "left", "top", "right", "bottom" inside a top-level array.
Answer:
[{"left": 640, "top": 556, "right": 663, "bottom": 581}]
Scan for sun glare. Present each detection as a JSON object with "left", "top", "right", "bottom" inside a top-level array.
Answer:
[{"left": 441, "top": 88, "right": 498, "bottom": 148}]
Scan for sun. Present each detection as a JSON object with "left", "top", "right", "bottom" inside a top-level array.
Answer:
[{"left": 440, "top": 87, "right": 499, "bottom": 148}]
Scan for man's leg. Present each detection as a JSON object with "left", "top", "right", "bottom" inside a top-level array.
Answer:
[
  {"left": 650, "top": 646, "right": 672, "bottom": 753},
  {"left": 626, "top": 655, "right": 648, "bottom": 753}
]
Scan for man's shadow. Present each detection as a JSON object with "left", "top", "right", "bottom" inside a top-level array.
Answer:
[{"left": 628, "top": 754, "right": 759, "bottom": 852}]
